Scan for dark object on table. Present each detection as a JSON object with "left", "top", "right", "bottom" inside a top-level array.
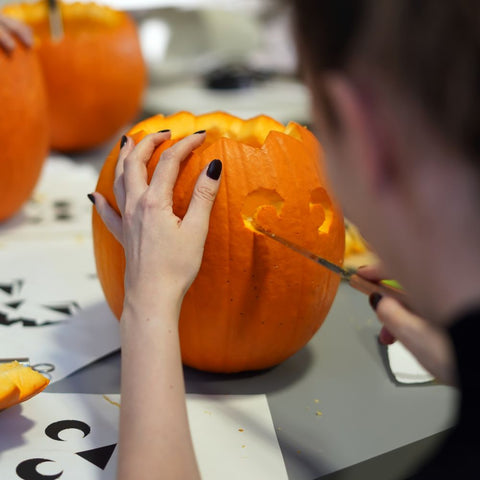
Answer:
[{"left": 204, "top": 64, "right": 271, "bottom": 90}]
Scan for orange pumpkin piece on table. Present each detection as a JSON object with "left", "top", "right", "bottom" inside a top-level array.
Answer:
[
  {"left": 3, "top": 1, "right": 147, "bottom": 152},
  {"left": 93, "top": 111, "right": 345, "bottom": 373},
  {"left": 0, "top": 40, "right": 49, "bottom": 221},
  {"left": 0, "top": 361, "right": 49, "bottom": 410}
]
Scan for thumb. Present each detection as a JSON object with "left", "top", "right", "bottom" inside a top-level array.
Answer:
[
  {"left": 88, "top": 193, "right": 123, "bottom": 245},
  {"left": 182, "top": 159, "right": 222, "bottom": 236},
  {"left": 376, "top": 297, "right": 456, "bottom": 385},
  {"left": 356, "top": 263, "right": 389, "bottom": 282}
]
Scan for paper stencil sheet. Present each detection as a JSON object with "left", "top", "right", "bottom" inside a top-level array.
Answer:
[
  {"left": 0, "top": 239, "right": 120, "bottom": 383},
  {"left": 0, "top": 156, "right": 98, "bottom": 242},
  {"left": 0, "top": 156, "right": 121, "bottom": 383},
  {"left": 0, "top": 393, "right": 288, "bottom": 480}
]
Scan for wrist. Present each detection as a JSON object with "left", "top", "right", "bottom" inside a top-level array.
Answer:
[{"left": 122, "top": 286, "right": 183, "bottom": 327}]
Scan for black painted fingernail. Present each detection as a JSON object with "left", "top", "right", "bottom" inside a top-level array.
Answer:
[
  {"left": 206, "top": 159, "right": 222, "bottom": 180},
  {"left": 158, "top": 129, "right": 170, "bottom": 133},
  {"left": 87, "top": 193, "right": 95, "bottom": 205},
  {"left": 369, "top": 292, "right": 383, "bottom": 311},
  {"left": 194, "top": 129, "right": 206, "bottom": 134},
  {"left": 120, "top": 135, "right": 127, "bottom": 148}
]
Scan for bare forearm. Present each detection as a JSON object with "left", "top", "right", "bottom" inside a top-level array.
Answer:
[
  {"left": 93, "top": 131, "right": 220, "bottom": 480},
  {"left": 117, "top": 298, "right": 200, "bottom": 480}
]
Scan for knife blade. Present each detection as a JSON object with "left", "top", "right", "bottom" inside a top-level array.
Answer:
[
  {"left": 48, "top": 0, "right": 64, "bottom": 41},
  {"left": 252, "top": 222, "right": 407, "bottom": 305}
]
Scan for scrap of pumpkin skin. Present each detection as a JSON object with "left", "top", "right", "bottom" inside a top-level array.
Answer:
[{"left": 241, "top": 188, "right": 285, "bottom": 232}]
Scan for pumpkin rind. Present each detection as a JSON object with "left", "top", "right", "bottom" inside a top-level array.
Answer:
[
  {"left": 92, "top": 112, "right": 345, "bottom": 372},
  {"left": 0, "top": 42, "right": 49, "bottom": 221},
  {"left": 3, "top": 1, "right": 147, "bottom": 152}
]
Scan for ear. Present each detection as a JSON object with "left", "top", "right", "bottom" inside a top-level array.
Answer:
[{"left": 322, "top": 74, "right": 395, "bottom": 193}]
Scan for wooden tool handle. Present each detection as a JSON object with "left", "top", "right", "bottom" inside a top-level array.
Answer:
[{"left": 348, "top": 273, "right": 408, "bottom": 306}]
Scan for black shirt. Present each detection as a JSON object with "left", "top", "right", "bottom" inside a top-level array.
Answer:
[{"left": 408, "top": 309, "right": 480, "bottom": 478}]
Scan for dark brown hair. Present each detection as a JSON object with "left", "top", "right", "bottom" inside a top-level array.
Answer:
[{"left": 289, "top": 0, "right": 480, "bottom": 158}]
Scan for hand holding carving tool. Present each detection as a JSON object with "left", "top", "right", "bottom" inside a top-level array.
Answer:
[{"left": 252, "top": 222, "right": 407, "bottom": 306}]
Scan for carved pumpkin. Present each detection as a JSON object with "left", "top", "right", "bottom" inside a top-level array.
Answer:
[
  {"left": 93, "top": 112, "right": 345, "bottom": 372},
  {"left": 3, "top": 1, "right": 146, "bottom": 152},
  {"left": 0, "top": 42, "right": 49, "bottom": 221}
]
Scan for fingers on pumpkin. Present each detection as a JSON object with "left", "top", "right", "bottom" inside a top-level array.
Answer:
[
  {"left": 150, "top": 131, "right": 207, "bottom": 198},
  {"left": 0, "top": 25, "right": 15, "bottom": 52},
  {"left": 114, "top": 136, "right": 135, "bottom": 211},
  {"left": 92, "top": 193, "right": 124, "bottom": 245},
  {"left": 1, "top": 16, "right": 33, "bottom": 48},
  {"left": 183, "top": 160, "right": 222, "bottom": 235},
  {"left": 122, "top": 131, "right": 171, "bottom": 197}
]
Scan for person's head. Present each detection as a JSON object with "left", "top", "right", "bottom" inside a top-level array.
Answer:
[{"left": 287, "top": 0, "right": 480, "bottom": 318}]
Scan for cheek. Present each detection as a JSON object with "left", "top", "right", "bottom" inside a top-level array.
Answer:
[
  {"left": 311, "top": 104, "right": 358, "bottom": 218},
  {"left": 318, "top": 133, "right": 351, "bottom": 212},
  {"left": 311, "top": 108, "right": 345, "bottom": 193}
]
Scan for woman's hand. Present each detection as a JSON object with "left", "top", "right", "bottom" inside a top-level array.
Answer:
[
  {"left": 358, "top": 265, "right": 457, "bottom": 386},
  {"left": 90, "top": 131, "right": 221, "bottom": 480},
  {"left": 91, "top": 130, "right": 222, "bottom": 311},
  {"left": 0, "top": 15, "right": 33, "bottom": 52}
]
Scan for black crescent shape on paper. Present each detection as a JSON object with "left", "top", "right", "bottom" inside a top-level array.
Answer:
[
  {"left": 45, "top": 420, "right": 91, "bottom": 441},
  {"left": 16, "top": 458, "right": 63, "bottom": 480}
]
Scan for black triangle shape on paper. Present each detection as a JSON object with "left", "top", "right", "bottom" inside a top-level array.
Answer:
[
  {"left": 5, "top": 300, "right": 23, "bottom": 309},
  {"left": 44, "top": 305, "right": 72, "bottom": 315},
  {"left": 0, "top": 284, "right": 13, "bottom": 295},
  {"left": 0, "top": 280, "right": 24, "bottom": 296},
  {"left": 43, "top": 302, "right": 79, "bottom": 315},
  {"left": 76, "top": 443, "right": 117, "bottom": 470}
]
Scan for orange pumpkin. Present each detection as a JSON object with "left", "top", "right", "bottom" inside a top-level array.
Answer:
[
  {"left": 93, "top": 112, "right": 345, "bottom": 373},
  {"left": 3, "top": 1, "right": 146, "bottom": 152},
  {"left": 0, "top": 41, "right": 49, "bottom": 221}
]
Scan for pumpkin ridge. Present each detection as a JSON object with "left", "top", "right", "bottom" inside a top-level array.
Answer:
[{"left": 221, "top": 136, "right": 238, "bottom": 371}]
